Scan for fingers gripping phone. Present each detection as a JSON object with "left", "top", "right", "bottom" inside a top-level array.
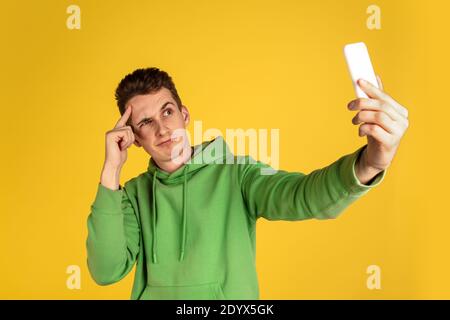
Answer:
[{"left": 343, "top": 42, "right": 379, "bottom": 98}]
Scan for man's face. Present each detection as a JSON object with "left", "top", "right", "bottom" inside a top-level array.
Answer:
[{"left": 127, "top": 87, "right": 190, "bottom": 163}]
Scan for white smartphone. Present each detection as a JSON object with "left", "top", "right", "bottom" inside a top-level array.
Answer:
[{"left": 343, "top": 42, "right": 379, "bottom": 98}]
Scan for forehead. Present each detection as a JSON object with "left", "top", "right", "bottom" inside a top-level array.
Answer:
[{"left": 128, "top": 87, "right": 175, "bottom": 121}]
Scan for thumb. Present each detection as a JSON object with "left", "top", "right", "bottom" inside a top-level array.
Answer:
[{"left": 376, "top": 74, "right": 384, "bottom": 91}]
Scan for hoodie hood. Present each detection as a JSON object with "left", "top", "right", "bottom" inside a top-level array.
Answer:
[{"left": 146, "top": 135, "right": 233, "bottom": 263}]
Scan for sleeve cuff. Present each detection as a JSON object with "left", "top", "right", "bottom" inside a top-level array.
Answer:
[
  {"left": 340, "top": 145, "right": 387, "bottom": 195},
  {"left": 91, "top": 183, "right": 124, "bottom": 214}
]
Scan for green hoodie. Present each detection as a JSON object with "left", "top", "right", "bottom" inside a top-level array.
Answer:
[{"left": 86, "top": 135, "right": 386, "bottom": 300}]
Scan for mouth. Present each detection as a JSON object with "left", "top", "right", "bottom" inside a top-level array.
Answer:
[{"left": 157, "top": 136, "right": 180, "bottom": 147}]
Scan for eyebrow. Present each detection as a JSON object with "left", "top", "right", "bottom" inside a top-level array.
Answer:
[{"left": 136, "top": 101, "right": 174, "bottom": 127}]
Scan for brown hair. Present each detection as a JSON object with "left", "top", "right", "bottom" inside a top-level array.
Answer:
[{"left": 114, "top": 67, "right": 183, "bottom": 121}]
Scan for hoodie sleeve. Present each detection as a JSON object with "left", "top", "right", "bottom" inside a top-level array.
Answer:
[
  {"left": 86, "top": 182, "right": 140, "bottom": 285},
  {"left": 239, "top": 145, "right": 386, "bottom": 221}
]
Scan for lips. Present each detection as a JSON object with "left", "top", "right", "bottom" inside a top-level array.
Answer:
[
  {"left": 158, "top": 139, "right": 172, "bottom": 146},
  {"left": 157, "top": 136, "right": 180, "bottom": 147}
]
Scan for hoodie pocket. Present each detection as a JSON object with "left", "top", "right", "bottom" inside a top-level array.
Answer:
[{"left": 140, "top": 281, "right": 226, "bottom": 300}]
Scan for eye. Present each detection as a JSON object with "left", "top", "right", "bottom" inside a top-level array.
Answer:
[
  {"left": 140, "top": 118, "right": 152, "bottom": 127},
  {"left": 163, "top": 109, "right": 172, "bottom": 117}
]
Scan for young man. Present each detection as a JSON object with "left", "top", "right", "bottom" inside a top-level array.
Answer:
[{"left": 86, "top": 67, "right": 409, "bottom": 300}]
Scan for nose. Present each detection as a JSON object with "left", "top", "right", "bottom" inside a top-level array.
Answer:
[{"left": 155, "top": 121, "right": 169, "bottom": 137}]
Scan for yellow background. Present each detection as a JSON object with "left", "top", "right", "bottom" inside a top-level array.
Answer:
[{"left": 0, "top": 0, "right": 446, "bottom": 299}]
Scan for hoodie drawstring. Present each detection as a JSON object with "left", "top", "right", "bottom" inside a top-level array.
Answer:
[
  {"left": 180, "top": 171, "right": 187, "bottom": 261},
  {"left": 151, "top": 169, "right": 188, "bottom": 264},
  {"left": 152, "top": 172, "right": 158, "bottom": 264}
]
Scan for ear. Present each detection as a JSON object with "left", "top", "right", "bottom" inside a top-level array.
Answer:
[
  {"left": 132, "top": 130, "right": 142, "bottom": 147},
  {"left": 181, "top": 105, "right": 190, "bottom": 126},
  {"left": 128, "top": 122, "right": 142, "bottom": 147}
]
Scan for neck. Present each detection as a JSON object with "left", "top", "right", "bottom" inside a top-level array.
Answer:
[{"left": 154, "top": 145, "right": 194, "bottom": 174}]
